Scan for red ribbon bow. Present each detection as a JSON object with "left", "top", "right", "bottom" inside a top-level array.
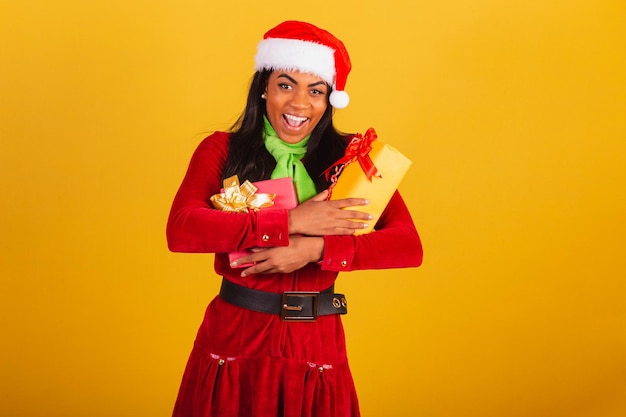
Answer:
[{"left": 325, "top": 127, "right": 381, "bottom": 182}]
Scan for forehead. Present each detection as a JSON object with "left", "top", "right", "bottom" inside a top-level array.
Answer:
[{"left": 269, "top": 70, "right": 327, "bottom": 84}]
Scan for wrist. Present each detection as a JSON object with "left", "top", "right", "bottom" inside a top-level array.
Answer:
[
  {"left": 310, "top": 236, "right": 324, "bottom": 263},
  {"left": 288, "top": 210, "right": 300, "bottom": 235}
]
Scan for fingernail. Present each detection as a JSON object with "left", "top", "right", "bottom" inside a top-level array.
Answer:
[
  {"left": 230, "top": 261, "right": 238, "bottom": 267},
  {"left": 240, "top": 271, "right": 247, "bottom": 277},
  {"left": 362, "top": 223, "right": 369, "bottom": 229},
  {"left": 368, "top": 214, "right": 374, "bottom": 220},
  {"left": 363, "top": 199, "right": 370, "bottom": 205}
]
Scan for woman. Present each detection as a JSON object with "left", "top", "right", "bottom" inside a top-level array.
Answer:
[{"left": 167, "top": 21, "right": 423, "bottom": 417}]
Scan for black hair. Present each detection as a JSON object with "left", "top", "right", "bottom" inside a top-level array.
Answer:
[{"left": 221, "top": 70, "right": 348, "bottom": 192}]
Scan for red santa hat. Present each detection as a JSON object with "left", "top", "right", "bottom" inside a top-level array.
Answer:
[{"left": 254, "top": 20, "right": 352, "bottom": 109}]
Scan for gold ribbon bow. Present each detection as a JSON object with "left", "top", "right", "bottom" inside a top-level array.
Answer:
[{"left": 210, "top": 175, "right": 276, "bottom": 213}]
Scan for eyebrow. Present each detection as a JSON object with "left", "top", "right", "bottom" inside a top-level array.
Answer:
[{"left": 277, "top": 73, "right": 327, "bottom": 88}]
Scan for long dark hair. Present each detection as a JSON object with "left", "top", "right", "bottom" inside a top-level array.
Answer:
[{"left": 221, "top": 70, "right": 348, "bottom": 192}]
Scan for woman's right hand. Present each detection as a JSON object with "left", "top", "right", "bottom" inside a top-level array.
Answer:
[{"left": 288, "top": 190, "right": 372, "bottom": 236}]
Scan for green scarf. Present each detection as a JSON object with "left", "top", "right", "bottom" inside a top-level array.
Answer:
[{"left": 263, "top": 117, "right": 317, "bottom": 203}]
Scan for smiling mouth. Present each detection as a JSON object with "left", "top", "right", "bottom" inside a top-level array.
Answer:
[{"left": 283, "top": 114, "right": 309, "bottom": 128}]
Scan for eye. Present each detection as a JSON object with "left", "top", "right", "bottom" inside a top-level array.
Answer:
[
  {"left": 278, "top": 83, "right": 292, "bottom": 90},
  {"left": 311, "top": 88, "right": 326, "bottom": 96}
]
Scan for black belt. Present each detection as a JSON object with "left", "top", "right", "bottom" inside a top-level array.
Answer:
[{"left": 219, "top": 278, "right": 347, "bottom": 322}]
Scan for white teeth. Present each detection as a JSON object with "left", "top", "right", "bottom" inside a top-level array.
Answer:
[{"left": 284, "top": 114, "right": 308, "bottom": 126}]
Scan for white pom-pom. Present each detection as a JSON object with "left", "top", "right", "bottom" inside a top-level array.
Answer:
[{"left": 329, "top": 90, "right": 349, "bottom": 108}]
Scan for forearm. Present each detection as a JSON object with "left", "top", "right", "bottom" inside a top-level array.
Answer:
[
  {"left": 167, "top": 204, "right": 290, "bottom": 253},
  {"left": 319, "top": 191, "right": 423, "bottom": 271}
]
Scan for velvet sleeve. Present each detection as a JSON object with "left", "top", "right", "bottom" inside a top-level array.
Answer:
[
  {"left": 319, "top": 190, "right": 423, "bottom": 271},
  {"left": 166, "top": 132, "right": 290, "bottom": 253}
]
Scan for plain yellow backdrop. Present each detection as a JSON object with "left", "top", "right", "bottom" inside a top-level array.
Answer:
[{"left": 1, "top": 0, "right": 625, "bottom": 416}]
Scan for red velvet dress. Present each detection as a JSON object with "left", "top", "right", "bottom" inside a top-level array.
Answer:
[{"left": 167, "top": 132, "right": 423, "bottom": 417}]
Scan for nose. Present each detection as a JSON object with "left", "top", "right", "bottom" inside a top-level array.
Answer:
[{"left": 289, "top": 89, "right": 310, "bottom": 109}]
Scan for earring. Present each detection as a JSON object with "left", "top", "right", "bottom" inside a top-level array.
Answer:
[{"left": 261, "top": 93, "right": 267, "bottom": 99}]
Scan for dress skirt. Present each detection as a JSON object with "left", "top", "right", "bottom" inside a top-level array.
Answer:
[{"left": 172, "top": 293, "right": 361, "bottom": 417}]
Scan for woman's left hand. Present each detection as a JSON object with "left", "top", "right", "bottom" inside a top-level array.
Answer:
[{"left": 233, "top": 236, "right": 324, "bottom": 277}]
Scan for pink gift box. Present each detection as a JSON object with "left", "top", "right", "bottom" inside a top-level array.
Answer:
[{"left": 227, "top": 177, "right": 298, "bottom": 267}]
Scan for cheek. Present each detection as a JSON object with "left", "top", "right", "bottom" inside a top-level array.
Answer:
[
  {"left": 314, "top": 101, "right": 328, "bottom": 117},
  {"left": 265, "top": 98, "right": 281, "bottom": 117}
]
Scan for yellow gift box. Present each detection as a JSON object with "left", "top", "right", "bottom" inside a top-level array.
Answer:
[{"left": 328, "top": 129, "right": 412, "bottom": 235}]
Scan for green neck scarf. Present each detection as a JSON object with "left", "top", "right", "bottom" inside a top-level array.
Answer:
[{"left": 263, "top": 117, "right": 317, "bottom": 203}]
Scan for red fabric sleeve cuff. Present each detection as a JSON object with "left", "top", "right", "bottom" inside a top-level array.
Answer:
[
  {"left": 320, "top": 235, "right": 355, "bottom": 271},
  {"left": 255, "top": 209, "right": 289, "bottom": 247}
]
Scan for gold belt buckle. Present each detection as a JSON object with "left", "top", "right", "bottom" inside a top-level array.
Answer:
[{"left": 281, "top": 291, "right": 319, "bottom": 322}]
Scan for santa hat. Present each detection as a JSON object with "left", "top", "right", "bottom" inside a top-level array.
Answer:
[{"left": 254, "top": 20, "right": 352, "bottom": 108}]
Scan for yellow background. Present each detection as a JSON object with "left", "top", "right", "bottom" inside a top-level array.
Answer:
[{"left": 1, "top": 0, "right": 625, "bottom": 416}]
